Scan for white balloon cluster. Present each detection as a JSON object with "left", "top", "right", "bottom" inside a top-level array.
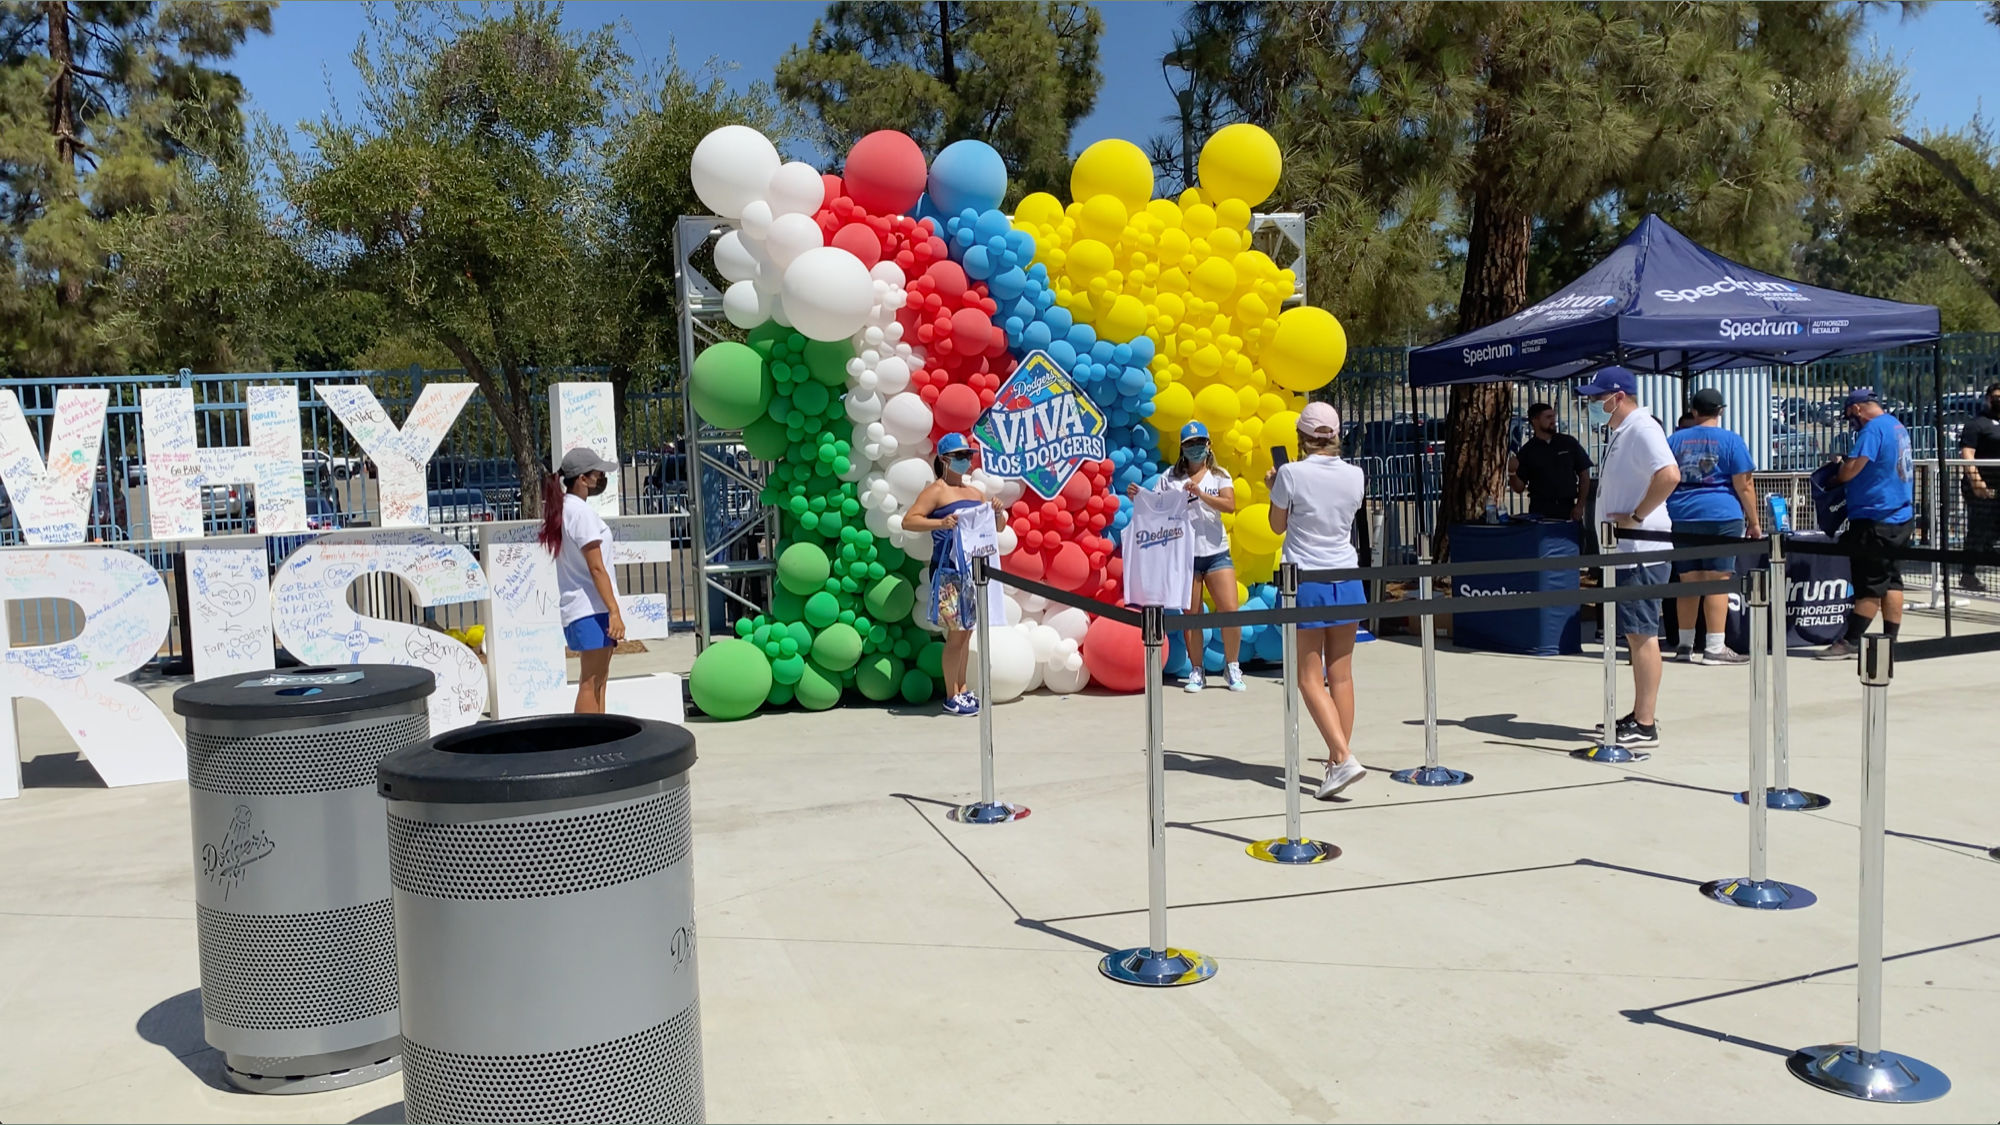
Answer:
[
  {"left": 692, "top": 125, "right": 872, "bottom": 342},
  {"left": 966, "top": 598, "right": 1092, "bottom": 701}
]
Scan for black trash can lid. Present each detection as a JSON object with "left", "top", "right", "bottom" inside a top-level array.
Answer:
[
  {"left": 377, "top": 714, "right": 695, "bottom": 804},
  {"left": 173, "top": 664, "right": 435, "bottom": 720}
]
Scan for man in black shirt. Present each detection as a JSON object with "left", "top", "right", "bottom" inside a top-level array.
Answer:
[
  {"left": 1508, "top": 402, "right": 1593, "bottom": 520},
  {"left": 1956, "top": 381, "right": 2000, "bottom": 590}
]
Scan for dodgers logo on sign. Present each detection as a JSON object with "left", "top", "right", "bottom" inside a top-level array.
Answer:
[{"left": 972, "top": 351, "right": 1108, "bottom": 499}]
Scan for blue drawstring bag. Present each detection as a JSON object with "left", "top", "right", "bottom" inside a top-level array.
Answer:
[{"left": 1809, "top": 462, "right": 1848, "bottom": 536}]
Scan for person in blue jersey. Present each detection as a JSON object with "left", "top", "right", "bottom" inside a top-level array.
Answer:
[
  {"left": 1819, "top": 387, "right": 1915, "bottom": 659},
  {"left": 1664, "top": 387, "right": 1762, "bottom": 665},
  {"left": 904, "top": 433, "right": 1007, "bottom": 714}
]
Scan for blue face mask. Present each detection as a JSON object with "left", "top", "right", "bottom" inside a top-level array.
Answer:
[
  {"left": 1586, "top": 398, "right": 1613, "bottom": 427},
  {"left": 945, "top": 454, "right": 973, "bottom": 473},
  {"left": 1181, "top": 442, "right": 1209, "bottom": 462}
]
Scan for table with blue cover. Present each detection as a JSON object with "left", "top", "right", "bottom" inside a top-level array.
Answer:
[
  {"left": 1724, "top": 532, "right": 1854, "bottom": 651},
  {"left": 1447, "top": 518, "right": 1583, "bottom": 656}
]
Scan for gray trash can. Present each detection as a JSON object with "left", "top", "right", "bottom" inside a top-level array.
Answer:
[
  {"left": 378, "top": 714, "right": 702, "bottom": 1124},
  {"left": 174, "top": 664, "right": 434, "bottom": 1094}
]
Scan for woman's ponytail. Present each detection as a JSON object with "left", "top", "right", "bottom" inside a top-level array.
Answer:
[{"left": 538, "top": 470, "right": 566, "bottom": 555}]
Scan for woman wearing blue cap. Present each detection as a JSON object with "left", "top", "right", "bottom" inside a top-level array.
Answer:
[
  {"left": 1128, "top": 420, "right": 1245, "bottom": 692},
  {"left": 905, "top": 433, "right": 1006, "bottom": 715}
]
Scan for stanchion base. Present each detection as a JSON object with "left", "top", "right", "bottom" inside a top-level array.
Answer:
[
  {"left": 1571, "top": 743, "right": 1650, "bottom": 764},
  {"left": 1699, "top": 877, "right": 1817, "bottom": 910},
  {"left": 1247, "top": 837, "right": 1341, "bottom": 864},
  {"left": 1098, "top": 946, "right": 1217, "bottom": 987},
  {"left": 1989, "top": 845, "right": 2000, "bottom": 861},
  {"left": 1733, "top": 787, "right": 1832, "bottom": 811},
  {"left": 949, "top": 801, "right": 1031, "bottom": 824},
  {"left": 1391, "top": 765, "right": 1473, "bottom": 787},
  {"left": 1787, "top": 1044, "right": 1951, "bottom": 1103}
]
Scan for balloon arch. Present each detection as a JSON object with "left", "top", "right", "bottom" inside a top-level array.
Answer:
[{"left": 682, "top": 124, "right": 1348, "bottom": 720}]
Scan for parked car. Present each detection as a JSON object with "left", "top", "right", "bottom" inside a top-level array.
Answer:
[
  {"left": 1769, "top": 422, "right": 1822, "bottom": 471},
  {"left": 463, "top": 457, "right": 523, "bottom": 509},
  {"left": 425, "top": 488, "right": 496, "bottom": 525},
  {"left": 304, "top": 492, "right": 346, "bottom": 532}
]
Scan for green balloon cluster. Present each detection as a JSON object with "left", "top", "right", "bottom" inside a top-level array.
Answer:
[{"left": 685, "top": 321, "right": 943, "bottom": 720}]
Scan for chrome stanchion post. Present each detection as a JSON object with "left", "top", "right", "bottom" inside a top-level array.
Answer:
[
  {"left": 1249, "top": 563, "right": 1339, "bottom": 863},
  {"left": 1102, "top": 605, "right": 1216, "bottom": 987},
  {"left": 1702, "top": 569, "right": 1815, "bottom": 910},
  {"left": 952, "top": 555, "right": 1028, "bottom": 824},
  {"left": 1395, "top": 535, "right": 1470, "bottom": 786},
  {"left": 1574, "top": 521, "right": 1647, "bottom": 763},
  {"left": 1753, "top": 534, "right": 1829, "bottom": 810},
  {"left": 1789, "top": 637, "right": 1950, "bottom": 1102}
]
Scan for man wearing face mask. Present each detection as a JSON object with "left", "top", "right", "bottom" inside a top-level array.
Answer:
[
  {"left": 1818, "top": 387, "right": 1915, "bottom": 660},
  {"left": 1954, "top": 382, "right": 2000, "bottom": 591},
  {"left": 1575, "top": 367, "right": 1680, "bottom": 747}
]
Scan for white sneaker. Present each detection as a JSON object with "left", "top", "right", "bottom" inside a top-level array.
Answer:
[
  {"left": 1315, "top": 758, "right": 1368, "bottom": 799},
  {"left": 1183, "top": 671, "right": 1205, "bottom": 693},
  {"left": 1225, "top": 662, "right": 1246, "bottom": 692}
]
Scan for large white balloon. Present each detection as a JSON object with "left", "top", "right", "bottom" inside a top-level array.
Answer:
[
  {"left": 765, "top": 211, "right": 825, "bottom": 268},
  {"left": 766, "top": 161, "right": 826, "bottom": 216},
  {"left": 782, "top": 247, "right": 874, "bottom": 341},
  {"left": 875, "top": 356, "right": 913, "bottom": 395},
  {"left": 715, "top": 230, "right": 760, "bottom": 284},
  {"left": 881, "top": 392, "right": 933, "bottom": 443},
  {"left": 739, "top": 201, "right": 774, "bottom": 243},
  {"left": 997, "top": 525, "right": 1018, "bottom": 556},
  {"left": 691, "top": 125, "right": 780, "bottom": 219},
  {"left": 1044, "top": 606, "right": 1090, "bottom": 644},
  {"left": 1026, "top": 623, "right": 1061, "bottom": 663},
  {"left": 722, "top": 279, "right": 769, "bottom": 329},
  {"left": 884, "top": 457, "right": 934, "bottom": 505},
  {"left": 844, "top": 389, "right": 884, "bottom": 424},
  {"left": 969, "top": 625, "right": 1038, "bottom": 703}
]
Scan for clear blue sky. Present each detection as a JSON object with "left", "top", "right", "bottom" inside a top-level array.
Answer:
[{"left": 227, "top": 1, "right": 1991, "bottom": 160}]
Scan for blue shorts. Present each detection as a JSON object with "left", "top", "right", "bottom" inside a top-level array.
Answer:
[
  {"left": 1670, "top": 518, "right": 1746, "bottom": 574},
  {"left": 1193, "top": 550, "right": 1234, "bottom": 577},
  {"left": 564, "top": 613, "right": 614, "bottom": 652},
  {"left": 1297, "top": 579, "right": 1366, "bottom": 629},
  {"left": 1615, "top": 562, "right": 1669, "bottom": 639}
]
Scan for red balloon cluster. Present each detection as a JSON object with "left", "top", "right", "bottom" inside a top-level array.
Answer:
[
  {"left": 898, "top": 260, "right": 1015, "bottom": 436},
  {"left": 812, "top": 195, "right": 949, "bottom": 278},
  {"left": 1002, "top": 461, "right": 1123, "bottom": 601}
]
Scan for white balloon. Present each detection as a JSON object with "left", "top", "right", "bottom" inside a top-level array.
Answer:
[
  {"left": 1027, "top": 624, "right": 1060, "bottom": 663},
  {"left": 781, "top": 247, "right": 874, "bottom": 341},
  {"left": 722, "top": 279, "right": 769, "bottom": 328},
  {"left": 1002, "top": 593, "right": 1024, "bottom": 626},
  {"left": 765, "top": 211, "right": 824, "bottom": 269},
  {"left": 715, "top": 230, "right": 760, "bottom": 284},
  {"left": 845, "top": 389, "right": 884, "bottom": 424},
  {"left": 881, "top": 392, "right": 933, "bottom": 442},
  {"left": 857, "top": 368, "right": 879, "bottom": 393},
  {"left": 997, "top": 525, "right": 1018, "bottom": 556},
  {"left": 739, "top": 199, "right": 774, "bottom": 240},
  {"left": 839, "top": 457, "right": 871, "bottom": 483},
  {"left": 995, "top": 478, "right": 1026, "bottom": 506},
  {"left": 691, "top": 125, "right": 780, "bottom": 219},
  {"left": 913, "top": 573, "right": 943, "bottom": 635},
  {"left": 875, "top": 356, "right": 912, "bottom": 395},
  {"left": 1042, "top": 646, "right": 1091, "bottom": 694},
  {"left": 766, "top": 161, "right": 826, "bottom": 216},
  {"left": 885, "top": 457, "right": 935, "bottom": 505},
  {"left": 1044, "top": 606, "right": 1090, "bottom": 644},
  {"left": 862, "top": 324, "right": 885, "bottom": 347},
  {"left": 1017, "top": 591, "right": 1045, "bottom": 616},
  {"left": 768, "top": 292, "right": 792, "bottom": 327},
  {"left": 869, "top": 260, "right": 907, "bottom": 288},
  {"left": 864, "top": 507, "right": 892, "bottom": 538},
  {"left": 968, "top": 625, "right": 1037, "bottom": 703}
]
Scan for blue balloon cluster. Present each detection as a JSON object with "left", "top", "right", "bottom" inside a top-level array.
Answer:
[
  {"left": 1164, "top": 585, "right": 1285, "bottom": 677},
  {"left": 939, "top": 205, "right": 1165, "bottom": 541}
]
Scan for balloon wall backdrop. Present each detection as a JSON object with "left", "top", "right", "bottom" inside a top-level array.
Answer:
[{"left": 686, "top": 123, "right": 1345, "bottom": 719}]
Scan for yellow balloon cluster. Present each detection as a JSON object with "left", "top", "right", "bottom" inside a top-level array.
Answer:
[{"left": 1012, "top": 125, "right": 1347, "bottom": 582}]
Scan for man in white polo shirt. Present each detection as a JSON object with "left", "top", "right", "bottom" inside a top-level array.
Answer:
[{"left": 1577, "top": 366, "right": 1681, "bottom": 747}]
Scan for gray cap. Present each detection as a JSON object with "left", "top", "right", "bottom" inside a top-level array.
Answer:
[{"left": 557, "top": 446, "right": 618, "bottom": 479}]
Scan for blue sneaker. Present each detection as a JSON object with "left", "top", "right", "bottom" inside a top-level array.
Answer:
[{"left": 943, "top": 693, "right": 980, "bottom": 716}]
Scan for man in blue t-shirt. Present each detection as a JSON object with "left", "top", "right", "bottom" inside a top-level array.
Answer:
[
  {"left": 1818, "top": 387, "right": 1915, "bottom": 660},
  {"left": 1665, "top": 387, "right": 1762, "bottom": 664}
]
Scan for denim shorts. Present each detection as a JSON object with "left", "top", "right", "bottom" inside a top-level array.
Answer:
[
  {"left": 1297, "top": 579, "right": 1366, "bottom": 629},
  {"left": 1615, "top": 562, "right": 1669, "bottom": 639},
  {"left": 1670, "top": 518, "right": 1746, "bottom": 575},
  {"left": 564, "top": 612, "right": 614, "bottom": 652},
  {"left": 1193, "top": 550, "right": 1234, "bottom": 576}
]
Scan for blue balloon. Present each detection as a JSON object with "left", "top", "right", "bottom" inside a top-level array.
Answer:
[
  {"left": 962, "top": 245, "right": 993, "bottom": 280},
  {"left": 1254, "top": 626, "right": 1284, "bottom": 663},
  {"left": 912, "top": 192, "right": 945, "bottom": 226},
  {"left": 1128, "top": 336, "right": 1156, "bottom": 365},
  {"left": 1022, "top": 322, "right": 1053, "bottom": 351},
  {"left": 1089, "top": 340, "right": 1116, "bottom": 364},
  {"left": 1065, "top": 324, "right": 1095, "bottom": 351},
  {"left": 1117, "top": 370, "right": 1146, "bottom": 397},
  {"left": 973, "top": 206, "right": 1013, "bottom": 242},
  {"left": 1048, "top": 340, "right": 1077, "bottom": 369},
  {"left": 991, "top": 267, "right": 1028, "bottom": 302},
  {"left": 928, "top": 141, "right": 1008, "bottom": 216},
  {"left": 1043, "top": 306, "right": 1073, "bottom": 334}
]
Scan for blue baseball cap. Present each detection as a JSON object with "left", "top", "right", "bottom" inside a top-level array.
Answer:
[
  {"left": 1575, "top": 366, "right": 1637, "bottom": 397},
  {"left": 936, "top": 433, "right": 971, "bottom": 456},
  {"left": 1843, "top": 386, "right": 1882, "bottom": 408},
  {"left": 1179, "top": 421, "right": 1210, "bottom": 443}
]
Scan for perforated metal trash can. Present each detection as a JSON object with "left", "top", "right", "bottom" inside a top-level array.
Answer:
[
  {"left": 173, "top": 664, "right": 434, "bottom": 1094},
  {"left": 377, "top": 714, "right": 702, "bottom": 1124}
]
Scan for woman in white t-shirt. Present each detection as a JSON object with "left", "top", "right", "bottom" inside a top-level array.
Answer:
[
  {"left": 1127, "top": 420, "right": 1245, "bottom": 692},
  {"left": 539, "top": 447, "right": 624, "bottom": 714},
  {"left": 1266, "top": 402, "right": 1369, "bottom": 799}
]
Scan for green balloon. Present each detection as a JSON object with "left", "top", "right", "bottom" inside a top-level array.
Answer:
[
  {"left": 791, "top": 380, "right": 830, "bottom": 418},
  {"left": 777, "top": 542, "right": 832, "bottom": 597},
  {"left": 900, "top": 668, "right": 935, "bottom": 704},
  {"left": 811, "top": 622, "right": 863, "bottom": 672},
  {"left": 803, "top": 590, "right": 841, "bottom": 629},
  {"left": 918, "top": 640, "right": 945, "bottom": 679},
  {"left": 689, "top": 639, "right": 772, "bottom": 720},
  {"left": 747, "top": 321, "right": 790, "bottom": 358},
  {"left": 770, "top": 652, "right": 806, "bottom": 684},
  {"left": 796, "top": 659, "right": 842, "bottom": 711},
  {"left": 785, "top": 621, "right": 813, "bottom": 648},
  {"left": 802, "top": 338, "right": 852, "bottom": 386},
  {"left": 855, "top": 654, "right": 902, "bottom": 701},
  {"left": 766, "top": 680, "right": 795, "bottom": 706},
  {"left": 742, "top": 414, "right": 791, "bottom": 461},
  {"left": 770, "top": 586, "right": 805, "bottom": 623},
  {"left": 690, "top": 341, "right": 773, "bottom": 429}
]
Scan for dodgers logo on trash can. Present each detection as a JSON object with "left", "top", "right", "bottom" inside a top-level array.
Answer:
[{"left": 973, "top": 350, "right": 1108, "bottom": 500}]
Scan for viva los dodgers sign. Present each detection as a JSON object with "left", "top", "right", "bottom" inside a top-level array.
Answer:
[{"left": 972, "top": 351, "right": 1107, "bottom": 499}]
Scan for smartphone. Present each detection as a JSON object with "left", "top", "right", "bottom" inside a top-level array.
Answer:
[{"left": 1270, "top": 446, "right": 1290, "bottom": 468}]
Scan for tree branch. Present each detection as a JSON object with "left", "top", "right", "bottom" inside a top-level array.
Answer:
[
  {"left": 1942, "top": 235, "right": 2000, "bottom": 307},
  {"left": 1890, "top": 133, "right": 2000, "bottom": 230}
]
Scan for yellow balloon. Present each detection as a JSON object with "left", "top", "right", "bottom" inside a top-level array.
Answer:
[
  {"left": 1102, "top": 294, "right": 1148, "bottom": 341},
  {"left": 1263, "top": 306, "right": 1348, "bottom": 393},
  {"left": 1182, "top": 201, "right": 1218, "bottom": 238},
  {"left": 1068, "top": 238, "right": 1114, "bottom": 280},
  {"left": 1152, "top": 381, "right": 1195, "bottom": 429},
  {"left": 1190, "top": 256, "right": 1239, "bottom": 302},
  {"left": 1015, "top": 192, "right": 1065, "bottom": 229},
  {"left": 1157, "top": 267, "right": 1189, "bottom": 295},
  {"left": 1146, "top": 199, "right": 1183, "bottom": 228},
  {"left": 1233, "top": 503, "right": 1282, "bottom": 555},
  {"left": 1078, "top": 193, "right": 1128, "bottom": 243},
  {"left": 1198, "top": 123, "right": 1283, "bottom": 206},
  {"left": 1192, "top": 382, "right": 1241, "bottom": 430},
  {"left": 1208, "top": 227, "right": 1242, "bottom": 257},
  {"left": 1215, "top": 197, "right": 1254, "bottom": 232},
  {"left": 1266, "top": 411, "right": 1301, "bottom": 460},
  {"left": 1070, "top": 139, "right": 1154, "bottom": 212},
  {"left": 1235, "top": 291, "right": 1270, "bottom": 326}
]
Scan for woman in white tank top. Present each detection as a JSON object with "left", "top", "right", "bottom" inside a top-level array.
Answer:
[{"left": 1124, "top": 421, "right": 1245, "bottom": 692}]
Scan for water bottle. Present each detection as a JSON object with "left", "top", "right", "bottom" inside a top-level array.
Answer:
[
  {"left": 1767, "top": 495, "right": 1789, "bottom": 534},
  {"left": 1483, "top": 499, "right": 1501, "bottom": 525}
]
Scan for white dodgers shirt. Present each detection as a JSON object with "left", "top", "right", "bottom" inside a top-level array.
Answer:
[{"left": 1122, "top": 486, "right": 1196, "bottom": 608}]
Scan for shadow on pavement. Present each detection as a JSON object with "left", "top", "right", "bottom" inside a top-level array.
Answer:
[
  {"left": 351, "top": 1103, "right": 405, "bottom": 1123},
  {"left": 136, "top": 988, "right": 232, "bottom": 1092},
  {"left": 22, "top": 751, "right": 107, "bottom": 788}
]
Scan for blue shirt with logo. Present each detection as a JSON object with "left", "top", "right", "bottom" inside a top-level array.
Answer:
[
  {"left": 1665, "top": 424, "right": 1754, "bottom": 521},
  {"left": 1846, "top": 413, "right": 1914, "bottom": 523}
]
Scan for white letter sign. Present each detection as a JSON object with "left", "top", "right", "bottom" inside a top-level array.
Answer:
[
  {"left": 550, "top": 382, "right": 621, "bottom": 516},
  {"left": 0, "top": 389, "right": 108, "bottom": 544},
  {"left": 141, "top": 386, "right": 308, "bottom": 538},
  {"left": 317, "top": 384, "right": 474, "bottom": 528}
]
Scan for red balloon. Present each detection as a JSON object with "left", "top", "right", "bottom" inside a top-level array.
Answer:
[
  {"left": 830, "top": 223, "right": 883, "bottom": 267},
  {"left": 1048, "top": 541, "right": 1089, "bottom": 591},
  {"left": 934, "top": 382, "right": 983, "bottom": 432},
  {"left": 1007, "top": 547, "right": 1045, "bottom": 582},
  {"left": 821, "top": 174, "right": 845, "bottom": 203},
  {"left": 950, "top": 307, "right": 993, "bottom": 354},
  {"left": 1060, "top": 474, "right": 1092, "bottom": 505},
  {"left": 844, "top": 131, "right": 928, "bottom": 215},
  {"left": 1082, "top": 615, "right": 1146, "bottom": 693}
]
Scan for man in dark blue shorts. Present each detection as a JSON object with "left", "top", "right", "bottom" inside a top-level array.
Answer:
[{"left": 1665, "top": 388, "right": 1762, "bottom": 664}]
